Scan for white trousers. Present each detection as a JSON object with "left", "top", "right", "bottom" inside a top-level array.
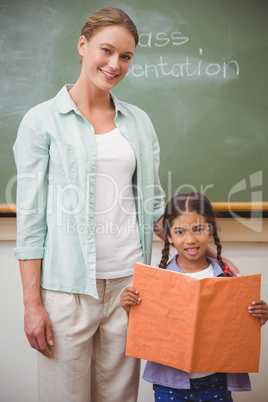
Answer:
[{"left": 38, "top": 276, "right": 140, "bottom": 402}]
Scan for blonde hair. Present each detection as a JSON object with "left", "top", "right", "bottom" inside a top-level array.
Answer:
[{"left": 81, "top": 7, "right": 139, "bottom": 46}]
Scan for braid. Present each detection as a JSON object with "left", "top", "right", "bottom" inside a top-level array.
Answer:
[
  {"left": 158, "top": 238, "right": 170, "bottom": 269},
  {"left": 213, "top": 232, "right": 225, "bottom": 270}
]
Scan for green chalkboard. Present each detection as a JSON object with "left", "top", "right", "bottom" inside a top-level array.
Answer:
[{"left": 1, "top": 0, "right": 268, "bottom": 205}]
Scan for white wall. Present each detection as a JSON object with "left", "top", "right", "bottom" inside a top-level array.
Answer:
[{"left": 0, "top": 218, "right": 267, "bottom": 402}]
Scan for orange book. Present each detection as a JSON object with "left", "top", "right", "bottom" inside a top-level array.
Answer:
[{"left": 126, "top": 263, "right": 261, "bottom": 373}]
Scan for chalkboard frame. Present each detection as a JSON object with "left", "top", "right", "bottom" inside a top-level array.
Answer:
[{"left": 1, "top": 203, "right": 268, "bottom": 218}]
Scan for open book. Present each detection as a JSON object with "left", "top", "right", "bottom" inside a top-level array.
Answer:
[{"left": 126, "top": 263, "right": 261, "bottom": 373}]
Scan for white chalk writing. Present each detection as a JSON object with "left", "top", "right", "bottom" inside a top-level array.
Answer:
[{"left": 128, "top": 31, "right": 240, "bottom": 80}]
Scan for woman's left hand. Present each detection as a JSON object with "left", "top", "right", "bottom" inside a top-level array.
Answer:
[
  {"left": 248, "top": 300, "right": 268, "bottom": 326},
  {"left": 221, "top": 257, "right": 241, "bottom": 277},
  {"left": 206, "top": 247, "right": 241, "bottom": 276}
]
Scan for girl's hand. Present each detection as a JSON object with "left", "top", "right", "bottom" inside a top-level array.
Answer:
[
  {"left": 120, "top": 286, "right": 141, "bottom": 316},
  {"left": 248, "top": 300, "right": 268, "bottom": 326}
]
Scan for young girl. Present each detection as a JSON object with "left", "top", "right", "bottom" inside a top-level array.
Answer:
[{"left": 121, "top": 192, "right": 268, "bottom": 402}]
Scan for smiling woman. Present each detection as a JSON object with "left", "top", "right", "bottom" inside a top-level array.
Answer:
[
  {"left": 69, "top": 24, "right": 136, "bottom": 124},
  {"left": 13, "top": 7, "right": 165, "bottom": 402}
]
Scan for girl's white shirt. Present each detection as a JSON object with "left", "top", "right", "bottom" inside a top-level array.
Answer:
[
  {"left": 94, "top": 128, "right": 143, "bottom": 279},
  {"left": 184, "top": 264, "right": 214, "bottom": 280}
]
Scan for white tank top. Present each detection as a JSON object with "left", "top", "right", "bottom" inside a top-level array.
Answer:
[{"left": 94, "top": 128, "right": 143, "bottom": 279}]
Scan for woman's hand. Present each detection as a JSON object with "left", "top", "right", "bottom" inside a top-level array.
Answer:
[
  {"left": 248, "top": 300, "right": 268, "bottom": 326},
  {"left": 24, "top": 302, "right": 53, "bottom": 358},
  {"left": 206, "top": 247, "right": 241, "bottom": 276},
  {"left": 120, "top": 286, "right": 141, "bottom": 316},
  {"left": 19, "top": 259, "right": 53, "bottom": 359},
  {"left": 221, "top": 257, "right": 241, "bottom": 276}
]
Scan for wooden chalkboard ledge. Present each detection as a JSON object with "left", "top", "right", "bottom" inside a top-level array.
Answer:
[
  {"left": 212, "top": 202, "right": 268, "bottom": 212},
  {"left": 0, "top": 204, "right": 16, "bottom": 215},
  {"left": 1, "top": 202, "right": 268, "bottom": 216}
]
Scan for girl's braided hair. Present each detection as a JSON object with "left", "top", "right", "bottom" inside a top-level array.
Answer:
[{"left": 158, "top": 192, "right": 224, "bottom": 270}]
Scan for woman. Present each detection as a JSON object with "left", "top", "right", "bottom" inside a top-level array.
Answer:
[
  {"left": 14, "top": 7, "right": 165, "bottom": 402},
  {"left": 13, "top": 7, "right": 239, "bottom": 402}
]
